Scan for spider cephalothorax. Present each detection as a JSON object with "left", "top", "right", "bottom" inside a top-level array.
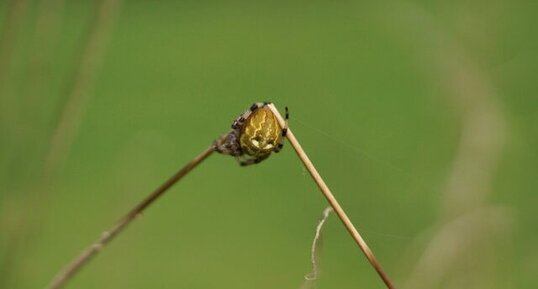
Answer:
[{"left": 215, "top": 102, "right": 288, "bottom": 166}]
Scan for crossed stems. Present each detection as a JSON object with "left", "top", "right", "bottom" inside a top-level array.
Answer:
[{"left": 45, "top": 104, "right": 395, "bottom": 289}]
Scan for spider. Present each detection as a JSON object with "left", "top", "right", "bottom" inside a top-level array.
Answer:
[{"left": 214, "top": 102, "right": 289, "bottom": 166}]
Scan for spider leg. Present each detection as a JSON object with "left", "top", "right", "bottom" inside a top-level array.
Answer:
[
  {"left": 231, "top": 102, "right": 264, "bottom": 129},
  {"left": 238, "top": 154, "right": 270, "bottom": 166},
  {"left": 239, "top": 159, "right": 256, "bottom": 166},
  {"left": 274, "top": 106, "right": 289, "bottom": 153}
]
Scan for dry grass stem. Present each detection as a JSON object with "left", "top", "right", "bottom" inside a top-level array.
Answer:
[
  {"left": 0, "top": 1, "right": 32, "bottom": 288},
  {"left": 300, "top": 207, "right": 333, "bottom": 289},
  {"left": 44, "top": 0, "right": 122, "bottom": 177},
  {"left": 23, "top": 0, "right": 65, "bottom": 120},
  {"left": 305, "top": 207, "right": 333, "bottom": 281},
  {"left": 31, "top": 1, "right": 123, "bottom": 288},
  {"left": 267, "top": 104, "right": 396, "bottom": 289},
  {"left": 46, "top": 102, "right": 396, "bottom": 289},
  {"left": 388, "top": 4, "right": 510, "bottom": 289},
  {"left": 0, "top": 0, "right": 28, "bottom": 92},
  {"left": 45, "top": 145, "right": 217, "bottom": 289}
]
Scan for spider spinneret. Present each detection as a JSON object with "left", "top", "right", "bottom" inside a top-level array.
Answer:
[{"left": 215, "top": 102, "right": 288, "bottom": 166}]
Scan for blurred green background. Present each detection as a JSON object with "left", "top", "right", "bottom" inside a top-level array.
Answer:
[{"left": 1, "top": 1, "right": 537, "bottom": 288}]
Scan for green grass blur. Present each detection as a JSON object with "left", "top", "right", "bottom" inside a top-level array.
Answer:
[{"left": 1, "top": 1, "right": 537, "bottom": 289}]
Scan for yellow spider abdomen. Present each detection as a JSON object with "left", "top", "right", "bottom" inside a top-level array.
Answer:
[
  {"left": 214, "top": 102, "right": 287, "bottom": 166},
  {"left": 240, "top": 106, "right": 281, "bottom": 157}
]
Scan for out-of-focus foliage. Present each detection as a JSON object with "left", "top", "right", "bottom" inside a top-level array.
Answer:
[{"left": 1, "top": 1, "right": 536, "bottom": 289}]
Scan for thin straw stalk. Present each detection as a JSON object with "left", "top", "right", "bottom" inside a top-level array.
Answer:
[
  {"left": 45, "top": 145, "right": 216, "bottom": 289},
  {"left": 267, "top": 103, "right": 396, "bottom": 289}
]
